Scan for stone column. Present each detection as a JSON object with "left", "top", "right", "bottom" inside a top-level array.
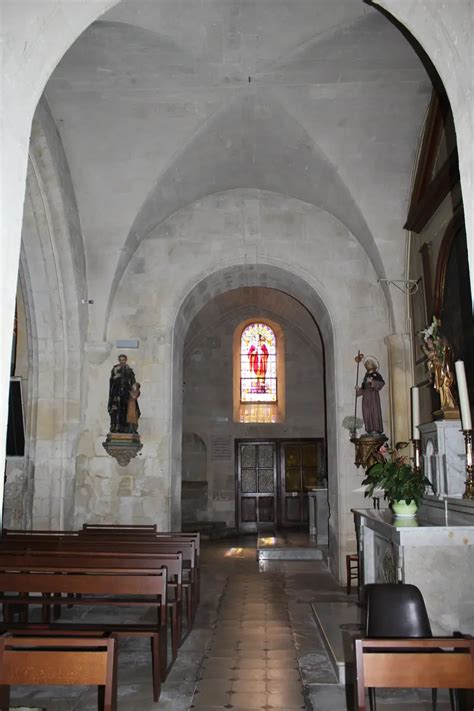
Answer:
[{"left": 385, "top": 334, "right": 412, "bottom": 446}]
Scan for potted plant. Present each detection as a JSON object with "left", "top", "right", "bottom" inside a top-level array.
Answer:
[{"left": 361, "top": 442, "right": 433, "bottom": 517}]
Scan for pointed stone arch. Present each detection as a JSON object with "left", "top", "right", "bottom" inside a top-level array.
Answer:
[{"left": 17, "top": 98, "right": 88, "bottom": 528}]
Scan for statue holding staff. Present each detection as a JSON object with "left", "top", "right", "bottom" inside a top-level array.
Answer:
[{"left": 355, "top": 356, "right": 385, "bottom": 435}]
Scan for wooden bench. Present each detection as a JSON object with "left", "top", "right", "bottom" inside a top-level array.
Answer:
[
  {"left": 354, "top": 637, "right": 474, "bottom": 710},
  {"left": 83, "top": 524, "right": 157, "bottom": 532},
  {"left": 78, "top": 530, "right": 200, "bottom": 616},
  {"left": 0, "top": 631, "right": 117, "bottom": 711},
  {"left": 0, "top": 568, "right": 167, "bottom": 702},
  {"left": 0, "top": 536, "right": 198, "bottom": 632},
  {"left": 0, "top": 550, "right": 184, "bottom": 661}
]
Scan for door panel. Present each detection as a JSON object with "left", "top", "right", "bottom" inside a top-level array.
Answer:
[
  {"left": 284, "top": 496, "right": 301, "bottom": 524},
  {"left": 237, "top": 439, "right": 325, "bottom": 531},
  {"left": 237, "top": 441, "right": 276, "bottom": 532},
  {"left": 280, "top": 439, "right": 325, "bottom": 527},
  {"left": 241, "top": 497, "right": 257, "bottom": 522},
  {"left": 258, "top": 496, "right": 274, "bottom": 523}
]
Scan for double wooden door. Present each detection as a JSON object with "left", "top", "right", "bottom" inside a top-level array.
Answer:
[
  {"left": 236, "top": 439, "right": 325, "bottom": 532},
  {"left": 237, "top": 441, "right": 276, "bottom": 532}
]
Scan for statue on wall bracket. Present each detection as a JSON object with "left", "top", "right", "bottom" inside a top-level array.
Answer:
[
  {"left": 420, "top": 317, "right": 459, "bottom": 420},
  {"left": 102, "top": 353, "right": 142, "bottom": 466},
  {"left": 350, "top": 352, "right": 387, "bottom": 469}
]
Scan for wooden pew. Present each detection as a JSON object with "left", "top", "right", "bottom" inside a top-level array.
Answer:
[
  {"left": 83, "top": 524, "right": 157, "bottom": 532},
  {"left": 354, "top": 637, "right": 474, "bottom": 711},
  {"left": 0, "top": 551, "right": 183, "bottom": 661},
  {"left": 0, "top": 536, "right": 198, "bottom": 631},
  {"left": 0, "top": 632, "right": 117, "bottom": 711},
  {"left": 78, "top": 530, "right": 201, "bottom": 612},
  {"left": 0, "top": 568, "right": 167, "bottom": 702}
]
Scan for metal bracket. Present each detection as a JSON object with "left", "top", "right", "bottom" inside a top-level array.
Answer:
[{"left": 377, "top": 278, "right": 419, "bottom": 295}]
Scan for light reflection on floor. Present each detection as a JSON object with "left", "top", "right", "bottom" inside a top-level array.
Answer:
[
  {"left": 224, "top": 546, "right": 244, "bottom": 557},
  {"left": 259, "top": 536, "right": 276, "bottom": 546}
]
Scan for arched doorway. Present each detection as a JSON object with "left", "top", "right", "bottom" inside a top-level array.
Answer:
[
  {"left": 171, "top": 264, "right": 339, "bottom": 571},
  {"left": 181, "top": 288, "right": 326, "bottom": 534}
]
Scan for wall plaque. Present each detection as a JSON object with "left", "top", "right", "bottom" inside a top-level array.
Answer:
[{"left": 211, "top": 437, "right": 232, "bottom": 460}]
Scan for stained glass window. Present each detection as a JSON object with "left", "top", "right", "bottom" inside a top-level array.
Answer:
[{"left": 240, "top": 323, "right": 277, "bottom": 402}]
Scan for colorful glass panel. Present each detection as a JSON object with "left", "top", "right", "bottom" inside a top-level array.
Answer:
[{"left": 240, "top": 323, "right": 277, "bottom": 402}]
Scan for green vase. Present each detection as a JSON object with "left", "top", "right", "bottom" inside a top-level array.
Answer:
[{"left": 392, "top": 500, "right": 418, "bottom": 518}]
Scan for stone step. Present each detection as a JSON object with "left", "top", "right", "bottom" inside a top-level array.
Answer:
[{"left": 182, "top": 521, "right": 238, "bottom": 539}]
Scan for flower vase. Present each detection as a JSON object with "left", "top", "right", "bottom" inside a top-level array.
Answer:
[{"left": 392, "top": 500, "right": 418, "bottom": 518}]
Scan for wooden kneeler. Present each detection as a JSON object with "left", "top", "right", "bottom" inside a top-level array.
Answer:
[
  {"left": 355, "top": 637, "right": 474, "bottom": 711},
  {"left": 0, "top": 632, "right": 117, "bottom": 711}
]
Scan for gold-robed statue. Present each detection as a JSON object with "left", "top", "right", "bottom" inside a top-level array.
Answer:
[{"left": 420, "top": 317, "right": 458, "bottom": 417}]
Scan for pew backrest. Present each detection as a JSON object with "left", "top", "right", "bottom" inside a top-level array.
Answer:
[
  {"left": 0, "top": 632, "right": 117, "bottom": 704},
  {"left": 354, "top": 637, "right": 474, "bottom": 711}
]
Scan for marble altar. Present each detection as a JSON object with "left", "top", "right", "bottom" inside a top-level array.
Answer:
[{"left": 352, "top": 507, "right": 474, "bottom": 636}]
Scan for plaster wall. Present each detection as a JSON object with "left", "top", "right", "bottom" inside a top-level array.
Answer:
[{"left": 374, "top": 0, "right": 473, "bottom": 299}]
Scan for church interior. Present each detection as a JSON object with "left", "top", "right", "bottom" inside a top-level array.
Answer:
[{"left": 1, "top": 1, "right": 473, "bottom": 709}]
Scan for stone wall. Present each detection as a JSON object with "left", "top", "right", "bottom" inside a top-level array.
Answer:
[{"left": 79, "top": 189, "right": 391, "bottom": 579}]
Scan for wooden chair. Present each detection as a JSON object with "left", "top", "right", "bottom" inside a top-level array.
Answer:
[
  {"left": 346, "top": 553, "right": 359, "bottom": 594},
  {"left": 354, "top": 637, "right": 474, "bottom": 711},
  {"left": 0, "top": 632, "right": 117, "bottom": 711}
]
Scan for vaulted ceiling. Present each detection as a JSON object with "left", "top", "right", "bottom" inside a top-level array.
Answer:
[{"left": 42, "top": 0, "right": 431, "bottom": 330}]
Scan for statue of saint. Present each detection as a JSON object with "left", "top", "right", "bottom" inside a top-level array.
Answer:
[
  {"left": 108, "top": 354, "right": 138, "bottom": 433},
  {"left": 356, "top": 357, "right": 385, "bottom": 435},
  {"left": 126, "top": 381, "right": 141, "bottom": 434},
  {"left": 421, "top": 334, "right": 457, "bottom": 411}
]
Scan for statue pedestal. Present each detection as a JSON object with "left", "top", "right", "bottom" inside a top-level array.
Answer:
[
  {"left": 102, "top": 433, "right": 142, "bottom": 467},
  {"left": 351, "top": 434, "right": 388, "bottom": 470},
  {"left": 420, "top": 420, "right": 465, "bottom": 496}
]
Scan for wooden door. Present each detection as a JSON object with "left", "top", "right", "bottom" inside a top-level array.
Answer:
[
  {"left": 237, "top": 441, "right": 277, "bottom": 532},
  {"left": 280, "top": 440, "right": 325, "bottom": 527}
]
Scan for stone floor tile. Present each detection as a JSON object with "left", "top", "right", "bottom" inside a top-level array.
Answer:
[
  {"left": 229, "top": 691, "right": 268, "bottom": 707},
  {"left": 232, "top": 657, "right": 268, "bottom": 669},
  {"left": 195, "top": 679, "right": 233, "bottom": 694},
  {"left": 230, "top": 679, "right": 268, "bottom": 693},
  {"left": 266, "top": 648, "right": 297, "bottom": 659},
  {"left": 266, "top": 657, "right": 299, "bottom": 669},
  {"left": 230, "top": 668, "right": 267, "bottom": 681},
  {"left": 192, "top": 688, "right": 232, "bottom": 706},
  {"left": 268, "top": 680, "right": 305, "bottom": 693},
  {"left": 267, "top": 667, "right": 301, "bottom": 680}
]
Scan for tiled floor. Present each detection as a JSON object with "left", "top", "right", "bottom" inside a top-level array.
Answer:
[{"left": 191, "top": 571, "right": 306, "bottom": 710}]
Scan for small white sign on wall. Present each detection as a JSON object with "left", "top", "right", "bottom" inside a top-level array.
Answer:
[{"left": 211, "top": 436, "right": 232, "bottom": 460}]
